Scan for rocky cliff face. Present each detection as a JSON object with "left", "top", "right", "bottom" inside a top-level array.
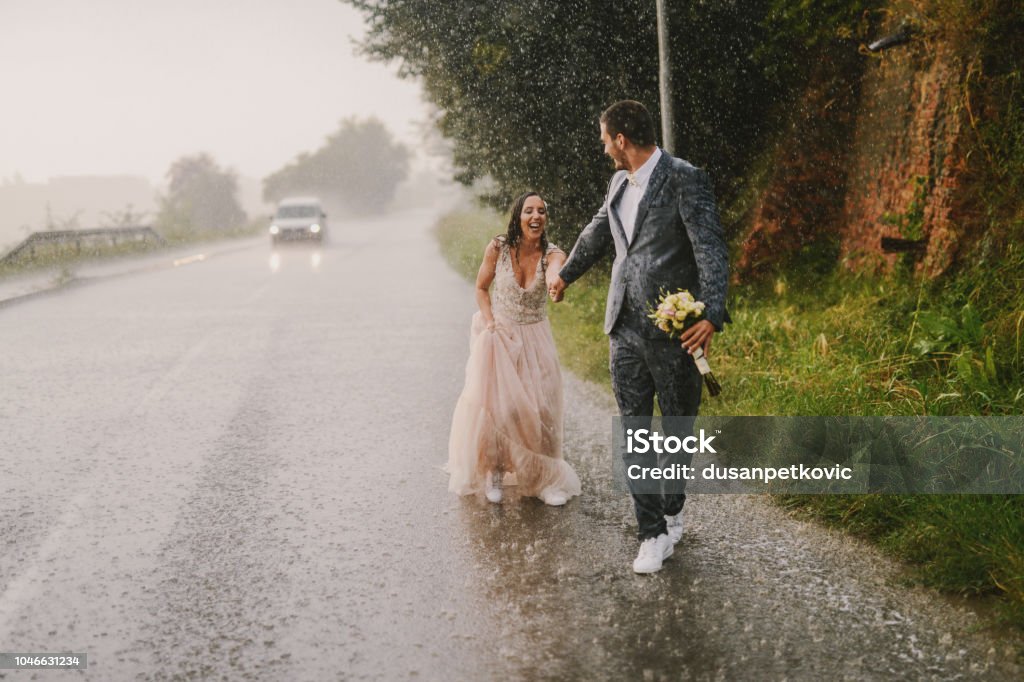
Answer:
[
  {"left": 737, "top": 19, "right": 973, "bottom": 280},
  {"left": 733, "top": 55, "right": 861, "bottom": 280},
  {"left": 841, "top": 38, "right": 968, "bottom": 276}
]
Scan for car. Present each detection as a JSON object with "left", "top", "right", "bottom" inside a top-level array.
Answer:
[{"left": 269, "top": 197, "right": 327, "bottom": 243}]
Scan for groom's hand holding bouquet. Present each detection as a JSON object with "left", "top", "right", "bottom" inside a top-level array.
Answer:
[{"left": 648, "top": 290, "right": 722, "bottom": 397}]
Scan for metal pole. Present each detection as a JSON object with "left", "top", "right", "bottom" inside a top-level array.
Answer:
[{"left": 655, "top": 0, "right": 675, "bottom": 155}]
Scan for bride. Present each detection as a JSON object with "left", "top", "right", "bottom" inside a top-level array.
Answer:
[{"left": 447, "top": 192, "right": 581, "bottom": 505}]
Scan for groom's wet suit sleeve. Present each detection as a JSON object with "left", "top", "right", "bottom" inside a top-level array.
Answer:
[
  {"left": 559, "top": 184, "right": 614, "bottom": 285},
  {"left": 678, "top": 167, "right": 729, "bottom": 331}
]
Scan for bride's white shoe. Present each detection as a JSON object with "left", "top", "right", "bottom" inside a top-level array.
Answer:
[
  {"left": 485, "top": 471, "right": 503, "bottom": 503},
  {"left": 539, "top": 486, "right": 568, "bottom": 506}
]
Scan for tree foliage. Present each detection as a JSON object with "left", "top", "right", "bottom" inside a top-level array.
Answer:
[
  {"left": 157, "top": 153, "right": 246, "bottom": 233},
  {"left": 262, "top": 117, "right": 410, "bottom": 214},
  {"left": 346, "top": 0, "right": 880, "bottom": 240},
  {"left": 349, "top": 0, "right": 660, "bottom": 240}
]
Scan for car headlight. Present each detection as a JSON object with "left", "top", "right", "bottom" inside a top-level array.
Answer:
[
  {"left": 310, "top": 224, "right": 321, "bottom": 233},
  {"left": 270, "top": 225, "right": 280, "bottom": 235}
]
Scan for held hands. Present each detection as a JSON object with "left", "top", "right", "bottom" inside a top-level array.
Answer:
[
  {"left": 547, "top": 274, "right": 567, "bottom": 302},
  {"left": 679, "top": 319, "right": 714, "bottom": 357}
]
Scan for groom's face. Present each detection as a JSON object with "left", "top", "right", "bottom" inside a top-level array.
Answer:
[{"left": 600, "top": 122, "right": 628, "bottom": 171}]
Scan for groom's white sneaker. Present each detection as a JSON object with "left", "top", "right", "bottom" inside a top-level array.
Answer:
[
  {"left": 665, "top": 512, "right": 685, "bottom": 545},
  {"left": 632, "top": 533, "right": 673, "bottom": 574}
]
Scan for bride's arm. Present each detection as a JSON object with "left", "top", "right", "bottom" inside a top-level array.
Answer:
[
  {"left": 544, "top": 247, "right": 567, "bottom": 296},
  {"left": 476, "top": 239, "right": 500, "bottom": 328}
]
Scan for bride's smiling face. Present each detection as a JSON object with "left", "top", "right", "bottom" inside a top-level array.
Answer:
[{"left": 520, "top": 195, "right": 548, "bottom": 240}]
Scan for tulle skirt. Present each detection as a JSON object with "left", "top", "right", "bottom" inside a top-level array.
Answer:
[{"left": 447, "top": 312, "right": 581, "bottom": 500}]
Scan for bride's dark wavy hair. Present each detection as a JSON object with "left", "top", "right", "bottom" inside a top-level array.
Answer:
[{"left": 495, "top": 191, "right": 549, "bottom": 253}]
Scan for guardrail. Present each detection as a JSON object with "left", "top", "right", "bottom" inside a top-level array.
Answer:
[{"left": 0, "top": 226, "right": 166, "bottom": 267}]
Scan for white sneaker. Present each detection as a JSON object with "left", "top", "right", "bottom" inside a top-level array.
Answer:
[
  {"left": 539, "top": 487, "right": 568, "bottom": 507},
  {"left": 665, "top": 511, "right": 684, "bottom": 544},
  {"left": 632, "top": 533, "right": 673, "bottom": 574},
  {"left": 484, "top": 471, "right": 503, "bottom": 504}
]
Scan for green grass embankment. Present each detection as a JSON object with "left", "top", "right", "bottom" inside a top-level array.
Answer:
[{"left": 435, "top": 207, "right": 1024, "bottom": 632}]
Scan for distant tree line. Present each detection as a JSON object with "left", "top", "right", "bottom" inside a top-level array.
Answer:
[
  {"left": 156, "top": 153, "right": 247, "bottom": 235},
  {"left": 262, "top": 117, "right": 410, "bottom": 213},
  {"left": 152, "top": 116, "right": 411, "bottom": 236}
]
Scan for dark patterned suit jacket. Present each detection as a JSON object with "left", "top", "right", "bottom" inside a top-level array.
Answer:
[{"left": 559, "top": 151, "right": 730, "bottom": 338}]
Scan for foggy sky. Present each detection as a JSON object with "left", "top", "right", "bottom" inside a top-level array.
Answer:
[{"left": 0, "top": 0, "right": 427, "bottom": 185}]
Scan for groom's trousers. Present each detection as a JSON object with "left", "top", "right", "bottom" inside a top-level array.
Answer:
[{"left": 610, "top": 323, "right": 703, "bottom": 541}]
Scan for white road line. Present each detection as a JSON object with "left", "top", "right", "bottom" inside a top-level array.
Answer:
[
  {"left": 131, "top": 332, "right": 216, "bottom": 417},
  {"left": 0, "top": 260, "right": 271, "bottom": 640},
  {"left": 244, "top": 281, "right": 270, "bottom": 306},
  {"left": 0, "top": 324, "right": 223, "bottom": 639},
  {"left": 0, "top": 492, "right": 88, "bottom": 639},
  {"left": 171, "top": 253, "right": 208, "bottom": 267}
]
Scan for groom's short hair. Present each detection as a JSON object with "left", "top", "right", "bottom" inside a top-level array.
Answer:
[{"left": 601, "top": 100, "right": 657, "bottom": 148}]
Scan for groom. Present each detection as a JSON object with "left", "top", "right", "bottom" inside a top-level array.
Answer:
[{"left": 549, "top": 100, "right": 729, "bottom": 574}]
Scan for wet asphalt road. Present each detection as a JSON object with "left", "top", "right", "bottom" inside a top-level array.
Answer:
[{"left": 1, "top": 209, "right": 1022, "bottom": 681}]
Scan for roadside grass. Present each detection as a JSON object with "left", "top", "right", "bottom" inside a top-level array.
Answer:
[
  {"left": 434, "top": 206, "right": 1024, "bottom": 631},
  {"left": 0, "top": 239, "right": 157, "bottom": 280},
  {"left": 778, "top": 495, "right": 1024, "bottom": 625}
]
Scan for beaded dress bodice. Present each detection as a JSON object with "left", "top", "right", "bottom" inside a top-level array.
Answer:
[{"left": 491, "top": 242, "right": 559, "bottom": 325}]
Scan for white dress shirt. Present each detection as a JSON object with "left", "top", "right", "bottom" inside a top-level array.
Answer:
[{"left": 616, "top": 147, "right": 662, "bottom": 244}]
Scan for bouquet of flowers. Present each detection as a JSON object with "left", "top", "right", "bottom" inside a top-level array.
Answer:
[{"left": 647, "top": 289, "right": 722, "bottom": 397}]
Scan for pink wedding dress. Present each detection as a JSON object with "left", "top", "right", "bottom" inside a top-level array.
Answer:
[{"left": 447, "top": 241, "right": 581, "bottom": 500}]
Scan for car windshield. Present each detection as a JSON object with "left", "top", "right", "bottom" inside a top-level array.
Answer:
[{"left": 276, "top": 206, "right": 319, "bottom": 218}]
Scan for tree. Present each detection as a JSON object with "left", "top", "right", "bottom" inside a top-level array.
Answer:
[
  {"left": 347, "top": 0, "right": 789, "bottom": 239},
  {"left": 349, "top": 0, "right": 664, "bottom": 240},
  {"left": 346, "top": 0, "right": 876, "bottom": 242},
  {"left": 262, "top": 117, "right": 410, "bottom": 214},
  {"left": 157, "top": 154, "right": 246, "bottom": 233}
]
